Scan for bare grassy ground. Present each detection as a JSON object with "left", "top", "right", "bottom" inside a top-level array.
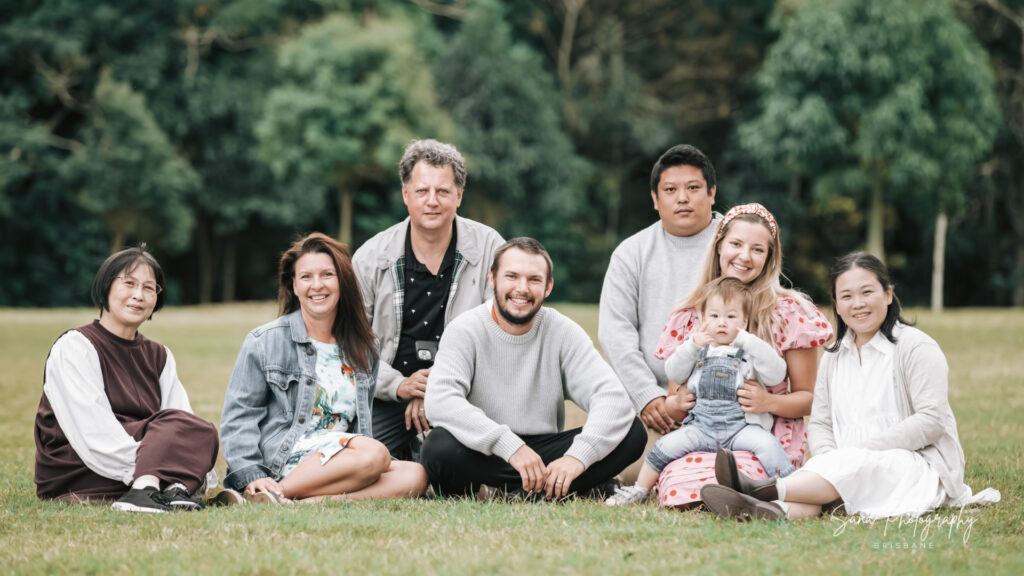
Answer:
[{"left": 1, "top": 304, "right": 1021, "bottom": 575}]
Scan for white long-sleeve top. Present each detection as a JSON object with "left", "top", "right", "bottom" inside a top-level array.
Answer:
[{"left": 43, "top": 330, "right": 195, "bottom": 485}]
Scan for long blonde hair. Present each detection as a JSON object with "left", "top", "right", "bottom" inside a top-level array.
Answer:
[{"left": 673, "top": 211, "right": 814, "bottom": 352}]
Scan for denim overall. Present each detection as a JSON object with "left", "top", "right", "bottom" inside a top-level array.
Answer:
[
  {"left": 646, "top": 345, "right": 794, "bottom": 477},
  {"left": 685, "top": 345, "right": 749, "bottom": 429}
]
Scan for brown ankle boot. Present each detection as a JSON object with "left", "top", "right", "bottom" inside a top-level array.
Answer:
[
  {"left": 701, "top": 484, "right": 785, "bottom": 521},
  {"left": 715, "top": 447, "right": 779, "bottom": 501}
]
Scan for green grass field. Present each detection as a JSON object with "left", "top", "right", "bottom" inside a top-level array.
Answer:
[{"left": 1, "top": 304, "right": 1021, "bottom": 575}]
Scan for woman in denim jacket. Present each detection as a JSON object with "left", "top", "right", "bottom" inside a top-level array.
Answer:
[{"left": 220, "top": 233, "right": 428, "bottom": 502}]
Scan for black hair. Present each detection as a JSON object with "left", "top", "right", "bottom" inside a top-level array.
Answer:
[
  {"left": 490, "top": 237, "right": 553, "bottom": 283},
  {"left": 90, "top": 246, "right": 166, "bottom": 319},
  {"left": 650, "top": 144, "right": 716, "bottom": 194},
  {"left": 825, "top": 252, "right": 913, "bottom": 352}
]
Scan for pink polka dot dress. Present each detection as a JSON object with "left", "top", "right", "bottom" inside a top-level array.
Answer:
[{"left": 653, "top": 296, "right": 833, "bottom": 508}]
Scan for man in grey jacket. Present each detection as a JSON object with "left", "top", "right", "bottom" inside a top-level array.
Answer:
[
  {"left": 598, "top": 145, "right": 722, "bottom": 474},
  {"left": 352, "top": 139, "right": 504, "bottom": 461}
]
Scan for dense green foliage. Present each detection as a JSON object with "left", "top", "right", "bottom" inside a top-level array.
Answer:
[
  {"left": 740, "top": 0, "right": 1000, "bottom": 264},
  {"left": 0, "top": 0, "right": 1018, "bottom": 306}
]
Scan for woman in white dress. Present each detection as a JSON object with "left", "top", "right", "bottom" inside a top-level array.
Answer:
[{"left": 702, "top": 252, "right": 1000, "bottom": 520}]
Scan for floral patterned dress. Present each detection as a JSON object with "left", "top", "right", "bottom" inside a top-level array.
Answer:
[
  {"left": 278, "top": 339, "right": 360, "bottom": 479},
  {"left": 652, "top": 296, "right": 833, "bottom": 508}
]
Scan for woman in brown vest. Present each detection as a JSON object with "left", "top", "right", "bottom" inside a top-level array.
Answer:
[{"left": 34, "top": 247, "right": 219, "bottom": 513}]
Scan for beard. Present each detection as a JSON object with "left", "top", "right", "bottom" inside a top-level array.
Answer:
[{"left": 495, "top": 291, "right": 543, "bottom": 325}]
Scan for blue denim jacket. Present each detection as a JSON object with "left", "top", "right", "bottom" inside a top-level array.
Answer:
[{"left": 220, "top": 310, "right": 378, "bottom": 491}]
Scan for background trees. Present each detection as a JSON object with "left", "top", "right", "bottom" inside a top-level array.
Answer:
[
  {"left": 0, "top": 0, "right": 1017, "bottom": 307},
  {"left": 256, "top": 10, "right": 450, "bottom": 248},
  {"left": 738, "top": 0, "right": 1000, "bottom": 309}
]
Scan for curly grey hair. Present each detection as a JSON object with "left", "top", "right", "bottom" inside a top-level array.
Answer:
[{"left": 399, "top": 139, "right": 467, "bottom": 190}]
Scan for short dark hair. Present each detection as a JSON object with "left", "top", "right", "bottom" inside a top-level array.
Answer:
[
  {"left": 91, "top": 246, "right": 166, "bottom": 318},
  {"left": 650, "top": 144, "right": 716, "bottom": 194},
  {"left": 490, "top": 237, "right": 553, "bottom": 283},
  {"left": 399, "top": 139, "right": 467, "bottom": 190},
  {"left": 826, "top": 252, "right": 913, "bottom": 352}
]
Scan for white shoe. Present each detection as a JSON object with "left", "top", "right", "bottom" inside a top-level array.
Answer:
[{"left": 604, "top": 485, "right": 650, "bottom": 506}]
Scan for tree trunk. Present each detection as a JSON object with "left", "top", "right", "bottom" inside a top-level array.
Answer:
[
  {"left": 1015, "top": 240, "right": 1024, "bottom": 306},
  {"left": 789, "top": 175, "right": 801, "bottom": 202},
  {"left": 196, "top": 214, "right": 213, "bottom": 304},
  {"left": 867, "top": 178, "right": 886, "bottom": 262},
  {"left": 110, "top": 230, "right": 124, "bottom": 255},
  {"left": 1016, "top": 157, "right": 1024, "bottom": 306},
  {"left": 605, "top": 168, "right": 621, "bottom": 247},
  {"left": 556, "top": 0, "right": 587, "bottom": 131},
  {"left": 338, "top": 187, "right": 353, "bottom": 248},
  {"left": 221, "top": 232, "right": 237, "bottom": 303},
  {"left": 931, "top": 211, "right": 948, "bottom": 314}
]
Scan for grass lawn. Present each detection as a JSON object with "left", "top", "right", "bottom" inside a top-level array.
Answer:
[{"left": 1, "top": 303, "right": 1021, "bottom": 575}]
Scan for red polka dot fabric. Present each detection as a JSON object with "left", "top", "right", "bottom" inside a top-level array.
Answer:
[
  {"left": 652, "top": 296, "right": 832, "bottom": 508},
  {"left": 654, "top": 297, "right": 833, "bottom": 360}
]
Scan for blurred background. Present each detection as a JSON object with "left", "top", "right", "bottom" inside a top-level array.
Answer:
[{"left": 2, "top": 0, "right": 1021, "bottom": 308}]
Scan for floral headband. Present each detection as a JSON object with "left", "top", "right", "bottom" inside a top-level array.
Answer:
[{"left": 716, "top": 202, "right": 778, "bottom": 239}]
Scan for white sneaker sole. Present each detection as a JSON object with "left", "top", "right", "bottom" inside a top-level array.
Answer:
[
  {"left": 111, "top": 502, "right": 167, "bottom": 513},
  {"left": 166, "top": 501, "right": 203, "bottom": 510}
]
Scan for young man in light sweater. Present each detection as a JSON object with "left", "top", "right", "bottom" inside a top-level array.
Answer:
[
  {"left": 598, "top": 144, "right": 722, "bottom": 482},
  {"left": 421, "top": 238, "right": 646, "bottom": 499}
]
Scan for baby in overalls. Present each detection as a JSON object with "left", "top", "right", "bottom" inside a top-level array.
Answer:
[{"left": 606, "top": 277, "right": 793, "bottom": 505}]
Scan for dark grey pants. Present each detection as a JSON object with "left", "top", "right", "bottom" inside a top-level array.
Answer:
[{"left": 371, "top": 398, "right": 420, "bottom": 461}]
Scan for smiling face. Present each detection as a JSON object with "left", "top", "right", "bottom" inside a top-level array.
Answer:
[
  {"left": 489, "top": 247, "right": 553, "bottom": 334},
  {"left": 701, "top": 294, "right": 747, "bottom": 346},
  {"left": 402, "top": 161, "right": 463, "bottom": 234},
  {"left": 292, "top": 252, "right": 341, "bottom": 324},
  {"left": 101, "top": 263, "right": 158, "bottom": 338},
  {"left": 718, "top": 220, "right": 773, "bottom": 284},
  {"left": 651, "top": 165, "right": 716, "bottom": 237},
  {"left": 834, "top": 265, "right": 893, "bottom": 346}
]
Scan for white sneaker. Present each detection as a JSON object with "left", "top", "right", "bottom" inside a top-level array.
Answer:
[{"left": 604, "top": 485, "right": 650, "bottom": 506}]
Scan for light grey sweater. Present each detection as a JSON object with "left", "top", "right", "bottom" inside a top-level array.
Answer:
[
  {"left": 424, "top": 303, "right": 635, "bottom": 469},
  {"left": 598, "top": 215, "right": 721, "bottom": 412}
]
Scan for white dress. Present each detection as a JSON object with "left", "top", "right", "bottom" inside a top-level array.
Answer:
[
  {"left": 802, "top": 333, "right": 946, "bottom": 518},
  {"left": 278, "top": 339, "right": 360, "bottom": 479}
]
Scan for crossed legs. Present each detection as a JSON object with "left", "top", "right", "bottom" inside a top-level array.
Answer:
[{"left": 280, "top": 437, "right": 428, "bottom": 501}]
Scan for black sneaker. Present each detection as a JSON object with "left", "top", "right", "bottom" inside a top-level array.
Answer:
[
  {"left": 111, "top": 487, "right": 172, "bottom": 513},
  {"left": 162, "top": 485, "right": 205, "bottom": 511}
]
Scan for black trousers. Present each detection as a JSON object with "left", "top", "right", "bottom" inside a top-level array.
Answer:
[
  {"left": 372, "top": 398, "right": 419, "bottom": 461},
  {"left": 422, "top": 418, "right": 647, "bottom": 496}
]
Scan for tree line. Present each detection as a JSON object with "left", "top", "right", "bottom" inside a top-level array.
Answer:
[{"left": 2, "top": 0, "right": 1021, "bottom": 308}]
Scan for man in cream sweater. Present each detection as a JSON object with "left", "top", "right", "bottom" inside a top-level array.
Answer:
[
  {"left": 422, "top": 238, "right": 646, "bottom": 499},
  {"left": 599, "top": 144, "right": 722, "bottom": 434}
]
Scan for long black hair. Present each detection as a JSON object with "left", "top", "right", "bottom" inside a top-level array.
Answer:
[{"left": 826, "top": 252, "right": 913, "bottom": 352}]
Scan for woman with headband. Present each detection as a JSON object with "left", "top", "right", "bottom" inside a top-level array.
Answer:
[{"left": 620, "top": 203, "right": 833, "bottom": 507}]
